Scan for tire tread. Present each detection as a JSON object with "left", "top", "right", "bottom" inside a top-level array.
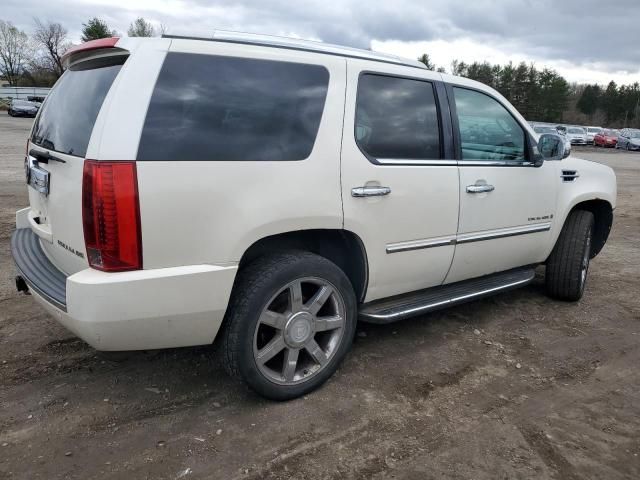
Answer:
[{"left": 546, "top": 210, "right": 594, "bottom": 301}]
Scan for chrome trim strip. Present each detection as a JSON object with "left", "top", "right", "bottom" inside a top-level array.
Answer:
[
  {"left": 377, "top": 158, "right": 458, "bottom": 166},
  {"left": 459, "top": 161, "right": 536, "bottom": 167},
  {"left": 386, "top": 223, "right": 551, "bottom": 254},
  {"left": 363, "top": 275, "right": 534, "bottom": 321},
  {"left": 456, "top": 222, "right": 551, "bottom": 244},
  {"left": 386, "top": 236, "right": 456, "bottom": 254}
]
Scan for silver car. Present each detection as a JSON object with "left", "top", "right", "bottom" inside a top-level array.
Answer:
[
  {"left": 7, "top": 99, "right": 39, "bottom": 118},
  {"left": 616, "top": 129, "right": 640, "bottom": 151},
  {"left": 566, "top": 126, "right": 588, "bottom": 145}
]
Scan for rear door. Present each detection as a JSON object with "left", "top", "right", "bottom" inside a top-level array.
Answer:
[
  {"left": 341, "top": 61, "right": 459, "bottom": 302},
  {"left": 26, "top": 54, "right": 128, "bottom": 274}
]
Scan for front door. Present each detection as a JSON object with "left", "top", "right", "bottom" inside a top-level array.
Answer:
[
  {"left": 445, "top": 86, "right": 558, "bottom": 283},
  {"left": 341, "top": 60, "right": 459, "bottom": 302}
]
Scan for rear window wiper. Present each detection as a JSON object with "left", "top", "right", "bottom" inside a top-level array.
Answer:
[{"left": 29, "top": 148, "right": 66, "bottom": 164}]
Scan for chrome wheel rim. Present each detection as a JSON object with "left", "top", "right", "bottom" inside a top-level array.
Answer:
[
  {"left": 253, "top": 277, "right": 346, "bottom": 386},
  {"left": 580, "top": 232, "right": 591, "bottom": 290}
]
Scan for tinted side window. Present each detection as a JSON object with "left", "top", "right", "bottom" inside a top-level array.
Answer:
[
  {"left": 31, "top": 56, "right": 124, "bottom": 157},
  {"left": 453, "top": 87, "right": 526, "bottom": 162},
  {"left": 138, "top": 53, "right": 329, "bottom": 161},
  {"left": 355, "top": 74, "right": 440, "bottom": 160}
]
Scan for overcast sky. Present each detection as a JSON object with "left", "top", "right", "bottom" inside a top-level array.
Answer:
[{"left": 4, "top": 0, "right": 640, "bottom": 84}]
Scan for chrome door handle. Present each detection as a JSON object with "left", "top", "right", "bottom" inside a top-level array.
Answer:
[
  {"left": 351, "top": 186, "right": 391, "bottom": 197},
  {"left": 466, "top": 184, "right": 495, "bottom": 193}
]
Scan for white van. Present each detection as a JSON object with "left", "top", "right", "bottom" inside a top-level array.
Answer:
[{"left": 12, "top": 34, "right": 616, "bottom": 400}]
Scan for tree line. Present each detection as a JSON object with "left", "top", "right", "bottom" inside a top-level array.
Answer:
[
  {"left": 0, "top": 17, "right": 163, "bottom": 87},
  {"left": 1, "top": 18, "right": 638, "bottom": 128},
  {"left": 418, "top": 54, "right": 640, "bottom": 128}
]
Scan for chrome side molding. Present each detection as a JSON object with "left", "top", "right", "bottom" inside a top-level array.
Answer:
[
  {"left": 386, "top": 236, "right": 456, "bottom": 254},
  {"left": 386, "top": 222, "right": 551, "bottom": 254}
]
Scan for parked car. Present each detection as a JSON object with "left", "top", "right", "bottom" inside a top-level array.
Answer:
[
  {"left": 7, "top": 99, "right": 39, "bottom": 117},
  {"left": 533, "top": 125, "right": 571, "bottom": 155},
  {"left": 11, "top": 35, "right": 616, "bottom": 400},
  {"left": 594, "top": 129, "right": 619, "bottom": 148},
  {"left": 616, "top": 129, "right": 640, "bottom": 151},
  {"left": 585, "top": 126, "right": 603, "bottom": 144},
  {"left": 566, "top": 126, "right": 588, "bottom": 145}
]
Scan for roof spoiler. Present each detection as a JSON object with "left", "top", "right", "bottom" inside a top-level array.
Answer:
[{"left": 61, "top": 37, "right": 123, "bottom": 68}]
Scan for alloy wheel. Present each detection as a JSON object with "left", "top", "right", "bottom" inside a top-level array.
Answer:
[{"left": 253, "top": 277, "right": 346, "bottom": 385}]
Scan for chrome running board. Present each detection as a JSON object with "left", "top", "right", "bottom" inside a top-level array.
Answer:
[{"left": 359, "top": 267, "right": 536, "bottom": 324}]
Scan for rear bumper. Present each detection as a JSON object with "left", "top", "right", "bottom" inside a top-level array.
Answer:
[{"left": 11, "top": 226, "right": 238, "bottom": 351}]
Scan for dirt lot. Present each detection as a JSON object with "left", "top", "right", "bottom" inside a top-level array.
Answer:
[{"left": 1, "top": 114, "right": 639, "bottom": 479}]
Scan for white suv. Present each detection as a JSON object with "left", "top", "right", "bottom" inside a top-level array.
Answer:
[{"left": 12, "top": 34, "right": 616, "bottom": 400}]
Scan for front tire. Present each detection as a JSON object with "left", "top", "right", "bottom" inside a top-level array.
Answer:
[
  {"left": 545, "top": 210, "right": 594, "bottom": 301},
  {"left": 222, "top": 251, "right": 357, "bottom": 400}
]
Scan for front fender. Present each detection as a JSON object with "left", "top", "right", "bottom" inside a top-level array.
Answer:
[{"left": 547, "top": 158, "right": 616, "bottom": 258}]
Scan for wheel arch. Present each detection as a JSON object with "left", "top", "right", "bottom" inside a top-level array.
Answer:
[
  {"left": 238, "top": 229, "right": 369, "bottom": 303},
  {"left": 567, "top": 199, "right": 613, "bottom": 258}
]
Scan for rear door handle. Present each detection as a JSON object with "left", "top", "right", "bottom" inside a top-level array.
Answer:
[
  {"left": 466, "top": 184, "right": 495, "bottom": 193},
  {"left": 351, "top": 186, "right": 391, "bottom": 197}
]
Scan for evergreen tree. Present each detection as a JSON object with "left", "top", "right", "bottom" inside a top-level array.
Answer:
[
  {"left": 576, "top": 84, "right": 601, "bottom": 119},
  {"left": 417, "top": 53, "right": 436, "bottom": 70},
  {"left": 81, "top": 18, "right": 115, "bottom": 42},
  {"left": 127, "top": 17, "right": 155, "bottom": 37}
]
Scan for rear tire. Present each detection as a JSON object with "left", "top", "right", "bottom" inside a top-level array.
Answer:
[
  {"left": 222, "top": 251, "right": 357, "bottom": 400},
  {"left": 545, "top": 210, "right": 594, "bottom": 301}
]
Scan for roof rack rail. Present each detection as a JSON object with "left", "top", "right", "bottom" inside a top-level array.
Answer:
[{"left": 162, "top": 30, "right": 427, "bottom": 70}]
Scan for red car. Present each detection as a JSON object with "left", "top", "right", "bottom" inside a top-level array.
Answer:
[{"left": 594, "top": 129, "right": 619, "bottom": 147}]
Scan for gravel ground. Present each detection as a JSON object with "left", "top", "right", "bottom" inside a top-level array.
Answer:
[{"left": 1, "top": 114, "right": 639, "bottom": 479}]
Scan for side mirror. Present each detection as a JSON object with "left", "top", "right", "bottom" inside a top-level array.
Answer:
[{"left": 538, "top": 133, "right": 567, "bottom": 161}]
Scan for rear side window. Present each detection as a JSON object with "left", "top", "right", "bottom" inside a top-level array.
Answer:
[
  {"left": 355, "top": 74, "right": 441, "bottom": 160},
  {"left": 31, "top": 56, "right": 124, "bottom": 157},
  {"left": 137, "top": 53, "right": 330, "bottom": 161}
]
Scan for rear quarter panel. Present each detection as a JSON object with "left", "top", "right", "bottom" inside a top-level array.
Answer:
[{"left": 101, "top": 40, "right": 346, "bottom": 268}]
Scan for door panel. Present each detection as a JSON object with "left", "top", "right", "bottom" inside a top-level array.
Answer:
[
  {"left": 341, "top": 61, "right": 459, "bottom": 302},
  {"left": 445, "top": 164, "right": 557, "bottom": 283},
  {"left": 445, "top": 85, "right": 558, "bottom": 284}
]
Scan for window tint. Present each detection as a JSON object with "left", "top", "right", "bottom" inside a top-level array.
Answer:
[
  {"left": 137, "top": 53, "right": 329, "bottom": 161},
  {"left": 31, "top": 56, "right": 124, "bottom": 157},
  {"left": 355, "top": 74, "right": 440, "bottom": 160},
  {"left": 453, "top": 87, "right": 526, "bottom": 162}
]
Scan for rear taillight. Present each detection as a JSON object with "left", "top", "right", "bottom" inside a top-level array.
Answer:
[{"left": 82, "top": 160, "right": 142, "bottom": 272}]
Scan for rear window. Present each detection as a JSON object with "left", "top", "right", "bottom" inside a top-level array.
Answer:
[
  {"left": 31, "top": 56, "right": 124, "bottom": 157},
  {"left": 137, "top": 53, "right": 330, "bottom": 161}
]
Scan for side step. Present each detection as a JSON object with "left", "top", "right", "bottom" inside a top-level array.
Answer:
[{"left": 359, "top": 267, "right": 536, "bottom": 324}]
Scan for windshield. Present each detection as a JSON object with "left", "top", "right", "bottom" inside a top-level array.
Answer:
[
  {"left": 568, "top": 128, "right": 585, "bottom": 134},
  {"left": 31, "top": 55, "right": 125, "bottom": 157},
  {"left": 534, "top": 126, "right": 555, "bottom": 134},
  {"left": 587, "top": 127, "right": 602, "bottom": 133}
]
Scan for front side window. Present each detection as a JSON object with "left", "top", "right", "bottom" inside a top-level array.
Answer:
[
  {"left": 355, "top": 74, "right": 441, "bottom": 160},
  {"left": 453, "top": 87, "right": 526, "bottom": 162},
  {"left": 138, "top": 53, "right": 329, "bottom": 161}
]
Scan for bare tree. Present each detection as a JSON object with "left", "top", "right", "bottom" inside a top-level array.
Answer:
[
  {"left": 0, "top": 20, "right": 31, "bottom": 86},
  {"left": 32, "top": 18, "right": 70, "bottom": 78}
]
